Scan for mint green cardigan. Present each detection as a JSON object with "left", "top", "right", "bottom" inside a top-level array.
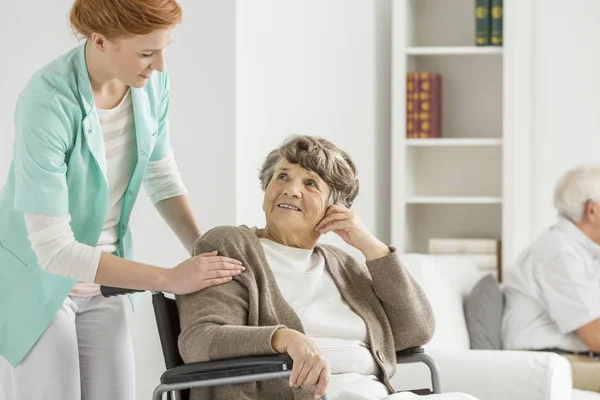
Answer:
[{"left": 0, "top": 42, "right": 174, "bottom": 366}]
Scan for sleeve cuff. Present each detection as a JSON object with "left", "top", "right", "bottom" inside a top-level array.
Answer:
[
  {"left": 268, "top": 325, "right": 288, "bottom": 353},
  {"left": 366, "top": 246, "right": 400, "bottom": 269},
  {"left": 558, "top": 311, "right": 600, "bottom": 334}
]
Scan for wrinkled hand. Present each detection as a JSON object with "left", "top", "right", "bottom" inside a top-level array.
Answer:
[
  {"left": 272, "top": 329, "right": 330, "bottom": 399},
  {"left": 166, "top": 251, "right": 245, "bottom": 295},
  {"left": 315, "top": 204, "right": 389, "bottom": 260}
]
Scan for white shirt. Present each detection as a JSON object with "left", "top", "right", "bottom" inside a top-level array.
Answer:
[
  {"left": 259, "top": 238, "right": 389, "bottom": 398},
  {"left": 502, "top": 216, "right": 600, "bottom": 352},
  {"left": 95, "top": 88, "right": 137, "bottom": 254}
]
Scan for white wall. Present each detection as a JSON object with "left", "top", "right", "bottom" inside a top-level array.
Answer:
[
  {"left": 2, "top": 0, "right": 391, "bottom": 396},
  {"left": 0, "top": 1, "right": 235, "bottom": 399},
  {"left": 0, "top": 0, "right": 78, "bottom": 171},
  {"left": 531, "top": 0, "right": 600, "bottom": 236},
  {"left": 236, "top": 0, "right": 392, "bottom": 258},
  {"left": 129, "top": 1, "right": 235, "bottom": 399}
]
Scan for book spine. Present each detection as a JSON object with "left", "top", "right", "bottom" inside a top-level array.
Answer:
[
  {"left": 418, "top": 73, "right": 432, "bottom": 138},
  {"left": 431, "top": 74, "right": 442, "bottom": 138},
  {"left": 490, "top": 0, "right": 503, "bottom": 46},
  {"left": 413, "top": 73, "right": 421, "bottom": 138},
  {"left": 429, "top": 239, "right": 498, "bottom": 254},
  {"left": 406, "top": 73, "right": 416, "bottom": 138},
  {"left": 417, "top": 73, "right": 441, "bottom": 138},
  {"left": 475, "top": 0, "right": 491, "bottom": 46}
]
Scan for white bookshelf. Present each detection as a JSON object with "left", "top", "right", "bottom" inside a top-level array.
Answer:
[
  {"left": 406, "top": 197, "right": 503, "bottom": 205},
  {"left": 391, "top": 0, "right": 534, "bottom": 278},
  {"left": 406, "top": 138, "right": 503, "bottom": 147},
  {"left": 406, "top": 46, "right": 503, "bottom": 56}
]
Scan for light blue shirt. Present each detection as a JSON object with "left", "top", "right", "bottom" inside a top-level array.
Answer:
[
  {"left": 0, "top": 42, "right": 174, "bottom": 366},
  {"left": 502, "top": 216, "right": 600, "bottom": 352}
]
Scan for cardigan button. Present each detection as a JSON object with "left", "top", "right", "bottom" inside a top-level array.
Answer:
[
  {"left": 376, "top": 350, "right": 385, "bottom": 363},
  {"left": 87, "top": 128, "right": 92, "bottom": 134}
]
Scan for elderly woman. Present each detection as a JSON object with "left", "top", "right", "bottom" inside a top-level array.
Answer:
[{"left": 176, "top": 136, "right": 477, "bottom": 400}]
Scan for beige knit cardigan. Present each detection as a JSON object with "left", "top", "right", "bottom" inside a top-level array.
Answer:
[{"left": 176, "top": 225, "right": 435, "bottom": 400}]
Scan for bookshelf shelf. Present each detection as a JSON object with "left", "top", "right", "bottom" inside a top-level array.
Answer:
[
  {"left": 392, "top": 0, "right": 535, "bottom": 279},
  {"left": 406, "top": 197, "right": 503, "bottom": 205},
  {"left": 391, "top": 0, "right": 536, "bottom": 279},
  {"left": 405, "top": 138, "right": 503, "bottom": 147},
  {"left": 406, "top": 46, "right": 503, "bottom": 56}
]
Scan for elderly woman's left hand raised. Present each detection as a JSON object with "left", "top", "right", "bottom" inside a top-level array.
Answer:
[{"left": 315, "top": 204, "right": 391, "bottom": 261}]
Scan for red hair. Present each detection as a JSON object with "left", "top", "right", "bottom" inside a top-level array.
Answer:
[{"left": 70, "top": 0, "right": 182, "bottom": 39}]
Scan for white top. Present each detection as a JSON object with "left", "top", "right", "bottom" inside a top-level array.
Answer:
[
  {"left": 95, "top": 89, "right": 137, "bottom": 253},
  {"left": 502, "top": 216, "right": 600, "bottom": 352},
  {"left": 259, "top": 238, "right": 389, "bottom": 398},
  {"left": 25, "top": 89, "right": 187, "bottom": 296}
]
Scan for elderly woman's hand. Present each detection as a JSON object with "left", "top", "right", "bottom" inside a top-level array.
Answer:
[
  {"left": 272, "top": 328, "right": 330, "bottom": 399},
  {"left": 315, "top": 204, "right": 391, "bottom": 261}
]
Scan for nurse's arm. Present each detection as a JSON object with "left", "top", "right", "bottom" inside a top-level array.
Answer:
[
  {"left": 95, "top": 252, "right": 171, "bottom": 291},
  {"left": 155, "top": 194, "right": 201, "bottom": 255},
  {"left": 142, "top": 152, "right": 200, "bottom": 254},
  {"left": 95, "top": 249, "right": 244, "bottom": 294},
  {"left": 25, "top": 214, "right": 242, "bottom": 295}
]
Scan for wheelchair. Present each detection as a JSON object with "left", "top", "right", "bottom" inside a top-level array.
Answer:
[{"left": 100, "top": 286, "right": 442, "bottom": 400}]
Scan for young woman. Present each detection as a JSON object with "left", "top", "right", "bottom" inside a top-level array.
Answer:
[{"left": 0, "top": 1, "right": 243, "bottom": 399}]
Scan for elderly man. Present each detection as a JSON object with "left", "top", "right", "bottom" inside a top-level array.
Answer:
[{"left": 503, "top": 164, "right": 600, "bottom": 392}]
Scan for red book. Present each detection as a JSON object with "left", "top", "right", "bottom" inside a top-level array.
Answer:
[
  {"left": 406, "top": 73, "right": 416, "bottom": 138},
  {"left": 431, "top": 74, "right": 442, "bottom": 138},
  {"left": 413, "top": 73, "right": 421, "bottom": 138},
  {"left": 418, "top": 73, "right": 442, "bottom": 138}
]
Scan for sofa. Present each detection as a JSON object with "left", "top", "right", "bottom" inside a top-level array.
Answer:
[{"left": 390, "top": 254, "right": 600, "bottom": 400}]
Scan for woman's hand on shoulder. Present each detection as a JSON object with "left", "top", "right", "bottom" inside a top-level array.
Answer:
[
  {"left": 165, "top": 251, "right": 245, "bottom": 295},
  {"left": 272, "top": 328, "right": 330, "bottom": 399},
  {"left": 315, "top": 204, "right": 390, "bottom": 261}
]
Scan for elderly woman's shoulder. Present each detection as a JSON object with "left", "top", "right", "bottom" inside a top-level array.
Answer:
[{"left": 192, "top": 225, "right": 255, "bottom": 255}]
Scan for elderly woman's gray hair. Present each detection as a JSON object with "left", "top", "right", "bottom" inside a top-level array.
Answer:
[
  {"left": 554, "top": 163, "right": 600, "bottom": 223},
  {"left": 259, "top": 135, "right": 359, "bottom": 208}
]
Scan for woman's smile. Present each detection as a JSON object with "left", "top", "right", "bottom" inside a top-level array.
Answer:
[{"left": 276, "top": 203, "right": 302, "bottom": 212}]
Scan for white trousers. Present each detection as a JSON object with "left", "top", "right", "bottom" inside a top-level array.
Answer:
[{"left": 0, "top": 295, "right": 135, "bottom": 400}]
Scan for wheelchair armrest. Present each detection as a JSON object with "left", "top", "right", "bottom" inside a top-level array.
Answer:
[
  {"left": 395, "top": 347, "right": 442, "bottom": 394},
  {"left": 161, "top": 354, "right": 293, "bottom": 385},
  {"left": 100, "top": 285, "right": 144, "bottom": 297},
  {"left": 396, "top": 346, "right": 425, "bottom": 359}
]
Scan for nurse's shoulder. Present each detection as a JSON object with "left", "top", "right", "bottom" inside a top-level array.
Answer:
[{"left": 14, "top": 45, "right": 86, "bottom": 144}]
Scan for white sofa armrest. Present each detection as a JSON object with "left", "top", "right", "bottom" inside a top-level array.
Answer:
[{"left": 391, "top": 349, "right": 572, "bottom": 400}]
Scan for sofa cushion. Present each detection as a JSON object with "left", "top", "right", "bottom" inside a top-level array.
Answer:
[
  {"left": 402, "top": 254, "right": 482, "bottom": 351},
  {"left": 464, "top": 273, "right": 504, "bottom": 349}
]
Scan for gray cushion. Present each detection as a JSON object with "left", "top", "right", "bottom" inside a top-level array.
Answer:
[{"left": 464, "top": 273, "right": 504, "bottom": 350}]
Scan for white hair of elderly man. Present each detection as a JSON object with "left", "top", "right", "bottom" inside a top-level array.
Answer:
[{"left": 553, "top": 163, "right": 600, "bottom": 223}]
